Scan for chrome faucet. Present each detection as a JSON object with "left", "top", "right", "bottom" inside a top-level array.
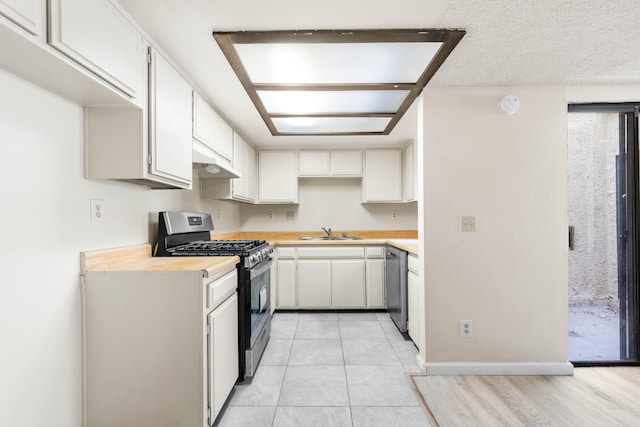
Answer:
[{"left": 321, "top": 227, "right": 332, "bottom": 237}]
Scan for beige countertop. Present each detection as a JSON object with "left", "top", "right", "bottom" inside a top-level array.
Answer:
[{"left": 81, "top": 244, "right": 240, "bottom": 277}]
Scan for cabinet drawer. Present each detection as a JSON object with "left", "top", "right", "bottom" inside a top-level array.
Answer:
[
  {"left": 207, "top": 270, "right": 237, "bottom": 310},
  {"left": 297, "top": 246, "right": 364, "bottom": 258},
  {"left": 408, "top": 254, "right": 419, "bottom": 274},
  {"left": 277, "top": 247, "right": 296, "bottom": 259},
  {"left": 365, "top": 246, "right": 384, "bottom": 258}
]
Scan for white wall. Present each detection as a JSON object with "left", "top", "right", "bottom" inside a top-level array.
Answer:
[
  {"left": 239, "top": 177, "right": 418, "bottom": 231},
  {"left": 421, "top": 86, "right": 570, "bottom": 364},
  {"left": 0, "top": 70, "right": 238, "bottom": 427}
]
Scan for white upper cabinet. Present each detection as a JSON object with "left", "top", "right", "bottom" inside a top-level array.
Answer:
[
  {"left": 231, "top": 133, "right": 256, "bottom": 202},
  {"left": 48, "top": 0, "right": 144, "bottom": 101},
  {"left": 200, "top": 132, "right": 255, "bottom": 202},
  {"left": 403, "top": 142, "right": 416, "bottom": 202},
  {"left": 330, "top": 150, "right": 362, "bottom": 176},
  {"left": 298, "top": 151, "right": 330, "bottom": 176},
  {"left": 363, "top": 148, "right": 403, "bottom": 202},
  {"left": 85, "top": 46, "right": 193, "bottom": 189},
  {"left": 246, "top": 143, "right": 257, "bottom": 201},
  {"left": 0, "top": 0, "right": 42, "bottom": 35},
  {"left": 148, "top": 48, "right": 192, "bottom": 187},
  {"left": 298, "top": 149, "right": 362, "bottom": 177},
  {"left": 259, "top": 151, "right": 298, "bottom": 203},
  {"left": 192, "top": 92, "right": 233, "bottom": 162}
]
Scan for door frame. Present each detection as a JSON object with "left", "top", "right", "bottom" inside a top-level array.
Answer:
[{"left": 568, "top": 102, "right": 640, "bottom": 366}]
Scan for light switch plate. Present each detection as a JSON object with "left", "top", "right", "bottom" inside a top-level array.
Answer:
[{"left": 460, "top": 215, "right": 477, "bottom": 232}]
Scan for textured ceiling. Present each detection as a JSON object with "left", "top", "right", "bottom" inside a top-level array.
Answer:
[
  {"left": 432, "top": 0, "right": 640, "bottom": 86},
  {"left": 116, "top": 0, "right": 640, "bottom": 147}
]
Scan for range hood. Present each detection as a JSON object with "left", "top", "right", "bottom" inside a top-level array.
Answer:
[{"left": 193, "top": 141, "right": 242, "bottom": 179}]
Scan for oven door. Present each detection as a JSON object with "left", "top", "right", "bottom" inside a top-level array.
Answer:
[{"left": 249, "top": 257, "right": 273, "bottom": 347}]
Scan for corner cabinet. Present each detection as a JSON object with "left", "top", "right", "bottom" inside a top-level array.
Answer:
[
  {"left": 258, "top": 151, "right": 298, "bottom": 203},
  {"left": 85, "top": 47, "right": 193, "bottom": 189},
  {"left": 48, "top": 0, "right": 145, "bottom": 103},
  {"left": 363, "top": 148, "right": 403, "bottom": 203}
]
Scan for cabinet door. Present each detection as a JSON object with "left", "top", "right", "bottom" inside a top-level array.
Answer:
[
  {"left": 149, "top": 48, "right": 192, "bottom": 188},
  {"left": 403, "top": 143, "right": 416, "bottom": 202},
  {"left": 363, "top": 148, "right": 403, "bottom": 202},
  {"left": 232, "top": 133, "right": 249, "bottom": 199},
  {"left": 208, "top": 293, "right": 239, "bottom": 420},
  {"left": 331, "top": 259, "right": 365, "bottom": 308},
  {"left": 297, "top": 260, "right": 331, "bottom": 308},
  {"left": 366, "top": 259, "right": 385, "bottom": 308},
  {"left": 258, "top": 151, "right": 298, "bottom": 203},
  {"left": 331, "top": 150, "right": 362, "bottom": 176},
  {"left": 299, "top": 151, "right": 330, "bottom": 176},
  {"left": 246, "top": 143, "right": 257, "bottom": 202},
  {"left": 407, "top": 270, "right": 418, "bottom": 343},
  {"left": 49, "top": 0, "right": 144, "bottom": 99},
  {"left": 277, "top": 260, "right": 296, "bottom": 308},
  {"left": 0, "top": 0, "right": 42, "bottom": 35},
  {"left": 192, "top": 92, "right": 233, "bottom": 161}
]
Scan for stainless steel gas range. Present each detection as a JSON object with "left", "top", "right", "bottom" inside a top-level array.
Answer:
[{"left": 155, "top": 211, "right": 273, "bottom": 381}]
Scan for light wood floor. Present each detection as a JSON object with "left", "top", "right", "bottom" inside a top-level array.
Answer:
[{"left": 410, "top": 367, "right": 640, "bottom": 426}]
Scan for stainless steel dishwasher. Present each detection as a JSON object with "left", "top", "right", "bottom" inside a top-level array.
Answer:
[{"left": 385, "top": 244, "right": 408, "bottom": 332}]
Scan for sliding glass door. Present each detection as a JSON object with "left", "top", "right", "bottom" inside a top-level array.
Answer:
[{"left": 568, "top": 103, "right": 639, "bottom": 365}]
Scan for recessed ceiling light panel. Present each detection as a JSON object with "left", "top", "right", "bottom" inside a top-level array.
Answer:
[
  {"left": 235, "top": 42, "right": 443, "bottom": 84},
  {"left": 257, "top": 90, "right": 410, "bottom": 114},
  {"left": 213, "top": 29, "right": 465, "bottom": 136},
  {"left": 272, "top": 117, "right": 392, "bottom": 135}
]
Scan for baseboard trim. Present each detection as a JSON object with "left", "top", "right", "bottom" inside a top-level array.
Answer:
[
  {"left": 416, "top": 353, "right": 427, "bottom": 373},
  {"left": 424, "top": 362, "right": 574, "bottom": 376}
]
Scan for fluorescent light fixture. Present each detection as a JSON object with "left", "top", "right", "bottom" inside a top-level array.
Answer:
[
  {"left": 257, "top": 90, "right": 410, "bottom": 114},
  {"left": 214, "top": 29, "right": 465, "bottom": 136},
  {"left": 272, "top": 117, "right": 392, "bottom": 134}
]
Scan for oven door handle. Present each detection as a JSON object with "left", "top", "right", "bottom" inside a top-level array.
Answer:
[{"left": 250, "top": 257, "right": 274, "bottom": 279}]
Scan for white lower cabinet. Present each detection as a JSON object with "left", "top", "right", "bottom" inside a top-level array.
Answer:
[
  {"left": 331, "top": 259, "right": 365, "bottom": 308},
  {"left": 277, "top": 259, "right": 297, "bottom": 309},
  {"left": 407, "top": 254, "right": 419, "bottom": 343},
  {"left": 366, "top": 258, "right": 385, "bottom": 308},
  {"left": 82, "top": 265, "right": 238, "bottom": 427},
  {"left": 208, "top": 292, "right": 238, "bottom": 420},
  {"left": 297, "top": 260, "right": 331, "bottom": 308},
  {"left": 276, "top": 245, "right": 384, "bottom": 310}
]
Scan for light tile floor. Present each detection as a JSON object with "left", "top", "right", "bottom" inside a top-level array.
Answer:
[{"left": 214, "top": 311, "right": 431, "bottom": 427}]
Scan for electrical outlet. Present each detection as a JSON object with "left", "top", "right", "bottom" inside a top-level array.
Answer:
[
  {"left": 460, "top": 215, "right": 477, "bottom": 232},
  {"left": 216, "top": 209, "right": 220, "bottom": 220},
  {"left": 286, "top": 211, "right": 295, "bottom": 220},
  {"left": 391, "top": 210, "right": 398, "bottom": 220},
  {"left": 267, "top": 211, "right": 274, "bottom": 221},
  {"left": 460, "top": 320, "right": 472, "bottom": 337},
  {"left": 90, "top": 199, "right": 104, "bottom": 223}
]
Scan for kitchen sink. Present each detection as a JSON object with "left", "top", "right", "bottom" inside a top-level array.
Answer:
[{"left": 298, "top": 236, "right": 362, "bottom": 241}]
